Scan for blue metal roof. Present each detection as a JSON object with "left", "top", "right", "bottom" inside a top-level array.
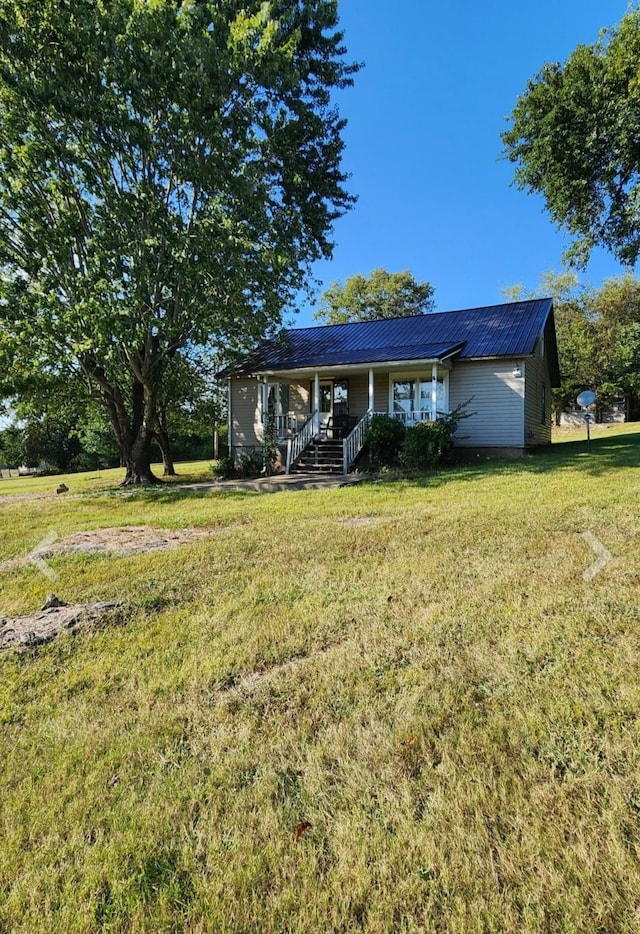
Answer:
[{"left": 223, "top": 298, "right": 559, "bottom": 383}]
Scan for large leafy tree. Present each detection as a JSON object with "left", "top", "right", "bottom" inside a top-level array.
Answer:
[
  {"left": 0, "top": 0, "right": 357, "bottom": 482},
  {"left": 505, "top": 271, "right": 640, "bottom": 419},
  {"left": 313, "top": 268, "right": 435, "bottom": 324},
  {"left": 590, "top": 274, "right": 640, "bottom": 415},
  {"left": 502, "top": 8, "right": 640, "bottom": 266}
]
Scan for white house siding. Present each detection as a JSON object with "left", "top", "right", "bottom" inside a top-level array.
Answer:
[
  {"left": 524, "top": 341, "right": 552, "bottom": 446},
  {"left": 230, "top": 378, "right": 262, "bottom": 455},
  {"left": 347, "top": 373, "right": 369, "bottom": 415},
  {"left": 374, "top": 373, "right": 388, "bottom": 412},
  {"left": 288, "top": 383, "right": 309, "bottom": 421},
  {"left": 449, "top": 360, "right": 525, "bottom": 448},
  {"left": 284, "top": 373, "right": 383, "bottom": 420}
]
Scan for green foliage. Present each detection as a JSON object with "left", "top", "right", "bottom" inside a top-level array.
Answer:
[
  {"left": 75, "top": 410, "right": 121, "bottom": 470},
  {"left": 365, "top": 402, "right": 474, "bottom": 472},
  {"left": 235, "top": 451, "right": 264, "bottom": 478},
  {"left": 314, "top": 268, "right": 435, "bottom": 324},
  {"left": 211, "top": 454, "right": 237, "bottom": 480},
  {"left": 262, "top": 415, "right": 279, "bottom": 476},
  {"left": 506, "top": 271, "right": 640, "bottom": 418},
  {"left": 212, "top": 449, "right": 263, "bottom": 480},
  {"left": 0, "top": 0, "right": 358, "bottom": 481},
  {"left": 503, "top": 8, "right": 640, "bottom": 265},
  {"left": 0, "top": 425, "right": 25, "bottom": 468},
  {"left": 364, "top": 414, "right": 406, "bottom": 469},
  {"left": 398, "top": 421, "right": 451, "bottom": 471},
  {"left": 0, "top": 377, "right": 120, "bottom": 471},
  {"left": 398, "top": 401, "right": 474, "bottom": 472}
]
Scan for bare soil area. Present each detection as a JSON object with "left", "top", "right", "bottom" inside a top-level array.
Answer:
[
  {"left": 35, "top": 525, "right": 231, "bottom": 557},
  {"left": 1, "top": 598, "right": 121, "bottom": 650},
  {"left": 0, "top": 525, "right": 231, "bottom": 574}
]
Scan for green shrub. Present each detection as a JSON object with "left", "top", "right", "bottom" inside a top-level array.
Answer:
[
  {"left": 212, "top": 450, "right": 264, "bottom": 480},
  {"left": 211, "top": 454, "right": 236, "bottom": 479},
  {"left": 365, "top": 415, "right": 406, "bottom": 469},
  {"left": 398, "top": 400, "right": 475, "bottom": 472},
  {"left": 262, "top": 415, "right": 278, "bottom": 476},
  {"left": 399, "top": 420, "right": 453, "bottom": 471},
  {"left": 236, "top": 451, "right": 264, "bottom": 478}
]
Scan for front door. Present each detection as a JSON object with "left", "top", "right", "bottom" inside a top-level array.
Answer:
[{"left": 319, "top": 380, "right": 333, "bottom": 430}]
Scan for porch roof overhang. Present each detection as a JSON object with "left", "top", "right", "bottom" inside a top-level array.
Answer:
[
  {"left": 251, "top": 353, "right": 459, "bottom": 380},
  {"left": 227, "top": 341, "right": 466, "bottom": 380}
]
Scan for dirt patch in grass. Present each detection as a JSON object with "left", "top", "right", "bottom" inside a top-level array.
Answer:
[
  {"left": 38, "top": 525, "right": 231, "bottom": 557},
  {"left": 0, "top": 490, "right": 59, "bottom": 505},
  {"left": 1, "top": 598, "right": 122, "bottom": 650},
  {"left": 0, "top": 525, "right": 232, "bottom": 573}
]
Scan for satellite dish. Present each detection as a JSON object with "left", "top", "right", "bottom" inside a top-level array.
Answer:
[{"left": 577, "top": 390, "right": 596, "bottom": 407}]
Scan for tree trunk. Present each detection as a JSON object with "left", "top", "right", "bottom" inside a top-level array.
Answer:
[
  {"left": 121, "top": 383, "right": 160, "bottom": 484},
  {"left": 107, "top": 382, "right": 159, "bottom": 485},
  {"left": 122, "top": 422, "right": 160, "bottom": 485},
  {"left": 81, "top": 357, "right": 161, "bottom": 485},
  {"left": 159, "top": 443, "right": 176, "bottom": 477},
  {"left": 156, "top": 409, "right": 177, "bottom": 476}
]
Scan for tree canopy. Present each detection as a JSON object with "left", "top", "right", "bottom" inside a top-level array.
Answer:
[
  {"left": 505, "top": 271, "right": 640, "bottom": 419},
  {"left": 313, "top": 268, "right": 435, "bottom": 324},
  {"left": 0, "top": 0, "right": 357, "bottom": 482},
  {"left": 502, "top": 8, "right": 640, "bottom": 266}
]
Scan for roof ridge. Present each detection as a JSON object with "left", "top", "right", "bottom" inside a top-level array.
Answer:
[{"left": 284, "top": 297, "right": 553, "bottom": 334}]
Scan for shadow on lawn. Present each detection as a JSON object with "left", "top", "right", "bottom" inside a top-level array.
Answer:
[
  {"left": 102, "top": 431, "right": 639, "bottom": 504},
  {"left": 324, "top": 430, "right": 639, "bottom": 499},
  {"left": 402, "top": 430, "right": 640, "bottom": 491},
  {"left": 117, "top": 486, "right": 261, "bottom": 505}
]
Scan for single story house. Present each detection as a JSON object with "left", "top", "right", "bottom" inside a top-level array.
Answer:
[{"left": 220, "top": 298, "right": 560, "bottom": 473}]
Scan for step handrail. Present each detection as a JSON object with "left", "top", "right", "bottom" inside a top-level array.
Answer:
[
  {"left": 285, "top": 411, "right": 318, "bottom": 474},
  {"left": 342, "top": 409, "right": 382, "bottom": 474}
]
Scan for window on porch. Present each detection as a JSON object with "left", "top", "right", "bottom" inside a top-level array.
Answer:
[
  {"left": 263, "top": 382, "right": 296, "bottom": 437},
  {"left": 391, "top": 373, "right": 448, "bottom": 424}
]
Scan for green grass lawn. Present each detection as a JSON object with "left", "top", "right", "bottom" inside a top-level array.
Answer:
[
  {"left": 0, "top": 458, "right": 215, "bottom": 496},
  {"left": 1, "top": 427, "right": 639, "bottom": 932}
]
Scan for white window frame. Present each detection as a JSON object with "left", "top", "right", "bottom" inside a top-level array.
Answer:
[{"left": 388, "top": 369, "right": 449, "bottom": 422}]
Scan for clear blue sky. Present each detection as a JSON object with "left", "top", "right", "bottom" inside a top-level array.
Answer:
[{"left": 297, "top": 0, "right": 634, "bottom": 325}]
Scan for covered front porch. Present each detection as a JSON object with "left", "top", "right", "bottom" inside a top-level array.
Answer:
[{"left": 252, "top": 362, "right": 451, "bottom": 473}]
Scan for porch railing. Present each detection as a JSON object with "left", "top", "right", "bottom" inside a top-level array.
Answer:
[
  {"left": 285, "top": 411, "right": 317, "bottom": 474},
  {"left": 342, "top": 409, "right": 384, "bottom": 474},
  {"left": 393, "top": 409, "right": 434, "bottom": 425},
  {"left": 264, "top": 413, "right": 298, "bottom": 439}
]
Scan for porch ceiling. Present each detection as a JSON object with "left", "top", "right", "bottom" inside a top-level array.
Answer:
[{"left": 252, "top": 356, "right": 457, "bottom": 380}]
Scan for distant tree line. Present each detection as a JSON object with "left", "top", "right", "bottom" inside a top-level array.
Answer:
[
  {"left": 0, "top": 354, "right": 227, "bottom": 473},
  {"left": 314, "top": 269, "right": 435, "bottom": 324},
  {"left": 505, "top": 272, "right": 640, "bottom": 422}
]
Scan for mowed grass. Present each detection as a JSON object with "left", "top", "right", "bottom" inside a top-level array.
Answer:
[
  {"left": 0, "top": 458, "right": 214, "bottom": 496},
  {"left": 0, "top": 428, "right": 639, "bottom": 932}
]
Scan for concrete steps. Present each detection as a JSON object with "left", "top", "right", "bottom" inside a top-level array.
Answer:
[{"left": 290, "top": 440, "right": 344, "bottom": 475}]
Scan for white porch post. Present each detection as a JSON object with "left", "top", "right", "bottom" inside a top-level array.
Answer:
[
  {"left": 257, "top": 377, "right": 263, "bottom": 427},
  {"left": 431, "top": 363, "right": 438, "bottom": 421},
  {"left": 313, "top": 371, "right": 320, "bottom": 436},
  {"left": 368, "top": 367, "right": 374, "bottom": 412}
]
